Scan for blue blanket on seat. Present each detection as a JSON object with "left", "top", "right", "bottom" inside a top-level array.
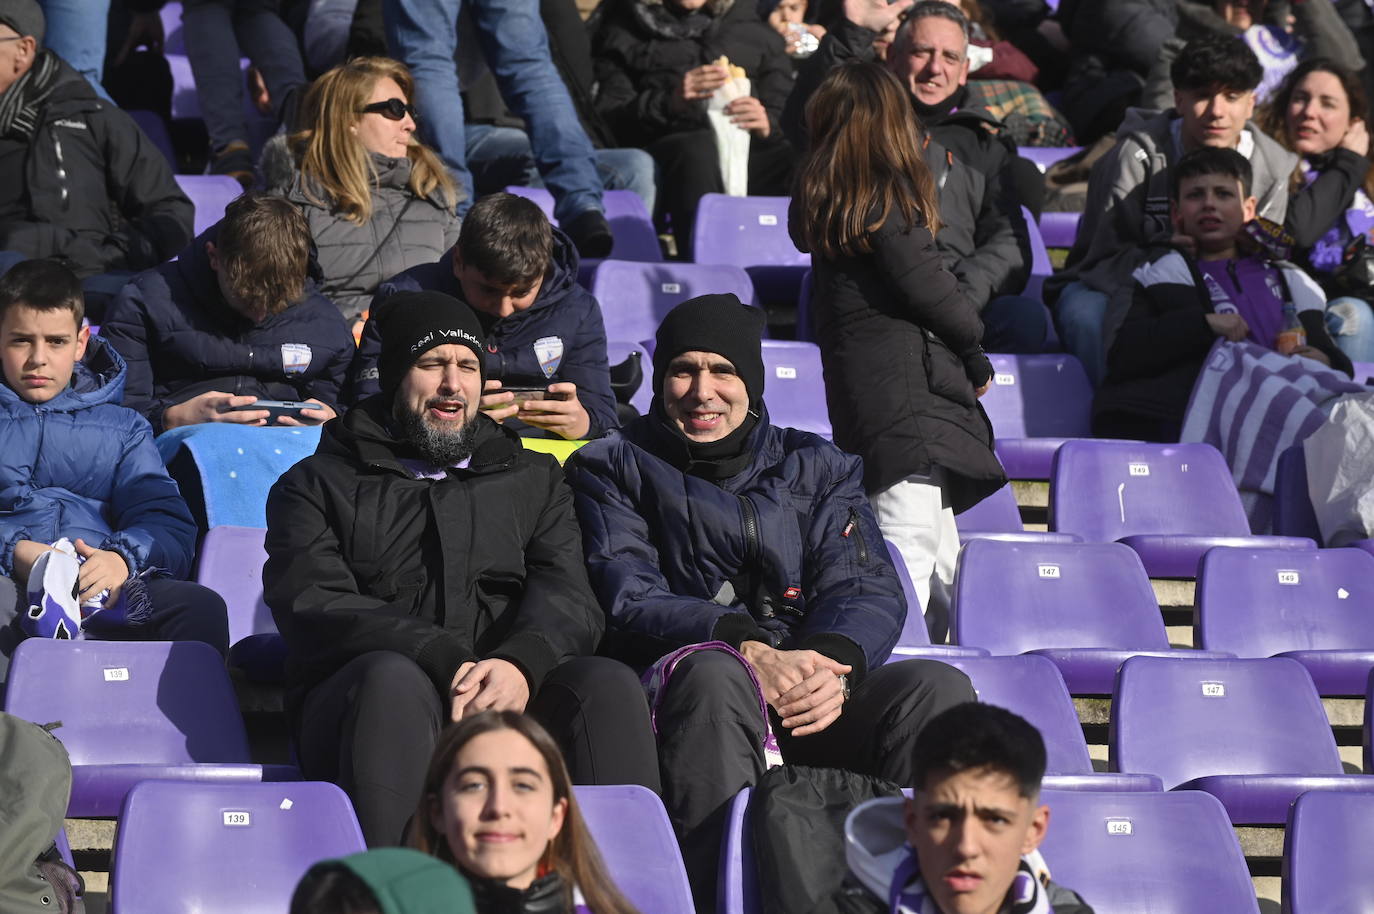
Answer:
[{"left": 156, "top": 425, "right": 322, "bottom": 528}]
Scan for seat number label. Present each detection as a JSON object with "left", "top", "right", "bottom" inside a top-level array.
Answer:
[
  {"left": 758, "top": 214, "right": 778, "bottom": 226},
  {"left": 1037, "top": 564, "right": 1061, "bottom": 578},
  {"left": 223, "top": 811, "right": 251, "bottom": 827},
  {"left": 103, "top": 668, "right": 129, "bottom": 682},
  {"left": 1129, "top": 463, "right": 1150, "bottom": 476},
  {"left": 1105, "top": 818, "right": 1133, "bottom": 836},
  {"left": 775, "top": 366, "right": 797, "bottom": 379},
  {"left": 1201, "top": 681, "right": 1226, "bottom": 697},
  {"left": 661, "top": 282, "right": 681, "bottom": 294},
  {"left": 994, "top": 373, "right": 1016, "bottom": 386},
  {"left": 1277, "top": 571, "right": 1300, "bottom": 585}
]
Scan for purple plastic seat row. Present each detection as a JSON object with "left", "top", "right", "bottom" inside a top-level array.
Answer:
[
  {"left": 504, "top": 187, "right": 662, "bottom": 275},
  {"left": 978, "top": 353, "right": 1094, "bottom": 480},
  {"left": 1110, "top": 655, "right": 1374, "bottom": 824},
  {"left": 1022, "top": 205, "right": 1053, "bottom": 303},
  {"left": 1283, "top": 790, "right": 1374, "bottom": 913},
  {"left": 1039, "top": 211, "right": 1080, "bottom": 249},
  {"left": 591, "top": 260, "right": 756, "bottom": 347},
  {"left": 1018, "top": 146, "right": 1083, "bottom": 172},
  {"left": 691, "top": 194, "right": 810, "bottom": 305},
  {"left": 884, "top": 540, "right": 989, "bottom": 659},
  {"left": 196, "top": 524, "right": 286, "bottom": 682},
  {"left": 954, "top": 483, "right": 1081, "bottom": 545},
  {"left": 174, "top": 175, "right": 245, "bottom": 237},
  {"left": 1272, "top": 444, "right": 1374, "bottom": 554},
  {"left": 575, "top": 785, "right": 696, "bottom": 914},
  {"left": 128, "top": 110, "right": 176, "bottom": 169}
]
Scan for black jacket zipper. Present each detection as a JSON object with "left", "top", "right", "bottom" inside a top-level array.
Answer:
[
  {"left": 843, "top": 506, "right": 869, "bottom": 565},
  {"left": 739, "top": 495, "right": 761, "bottom": 564}
]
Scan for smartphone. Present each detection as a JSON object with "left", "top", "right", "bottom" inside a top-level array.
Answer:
[
  {"left": 226, "top": 399, "right": 324, "bottom": 423},
  {"left": 486, "top": 386, "right": 569, "bottom": 409}
]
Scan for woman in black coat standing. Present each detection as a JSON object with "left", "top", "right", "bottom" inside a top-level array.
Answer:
[{"left": 789, "top": 61, "right": 1005, "bottom": 642}]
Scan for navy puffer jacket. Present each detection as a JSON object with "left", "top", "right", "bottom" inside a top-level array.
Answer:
[
  {"left": 101, "top": 222, "right": 356, "bottom": 433},
  {"left": 565, "top": 407, "right": 906, "bottom": 680},
  {"left": 0, "top": 337, "right": 196, "bottom": 579}
]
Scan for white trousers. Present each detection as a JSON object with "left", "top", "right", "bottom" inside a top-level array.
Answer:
[{"left": 869, "top": 474, "right": 961, "bottom": 643}]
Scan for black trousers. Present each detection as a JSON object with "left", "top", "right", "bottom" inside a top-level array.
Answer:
[
  {"left": 654, "top": 652, "right": 975, "bottom": 912},
  {"left": 295, "top": 653, "right": 662, "bottom": 847}
]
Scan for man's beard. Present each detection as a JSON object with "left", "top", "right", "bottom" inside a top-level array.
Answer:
[{"left": 393, "top": 396, "right": 480, "bottom": 466}]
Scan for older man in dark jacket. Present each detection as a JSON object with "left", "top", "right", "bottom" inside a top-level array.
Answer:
[
  {"left": 265, "top": 291, "right": 657, "bottom": 847},
  {"left": 565, "top": 293, "right": 975, "bottom": 905}
]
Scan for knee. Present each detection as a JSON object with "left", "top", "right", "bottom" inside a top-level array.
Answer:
[
  {"left": 887, "top": 659, "right": 976, "bottom": 708},
  {"left": 546, "top": 656, "right": 645, "bottom": 706},
  {"left": 352, "top": 651, "right": 438, "bottom": 703},
  {"left": 1327, "top": 296, "right": 1373, "bottom": 336},
  {"left": 657, "top": 650, "right": 758, "bottom": 715}
]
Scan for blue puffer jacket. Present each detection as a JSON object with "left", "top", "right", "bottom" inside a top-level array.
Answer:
[
  {"left": 100, "top": 222, "right": 356, "bottom": 433},
  {"left": 0, "top": 337, "right": 196, "bottom": 579},
  {"left": 348, "top": 228, "right": 618, "bottom": 438},
  {"left": 565, "top": 407, "right": 905, "bottom": 680}
]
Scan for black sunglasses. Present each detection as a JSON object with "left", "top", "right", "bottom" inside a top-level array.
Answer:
[{"left": 359, "top": 98, "right": 417, "bottom": 121}]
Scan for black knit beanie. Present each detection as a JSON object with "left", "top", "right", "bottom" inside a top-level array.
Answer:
[
  {"left": 376, "top": 291, "right": 487, "bottom": 402},
  {"left": 651, "top": 293, "right": 766, "bottom": 406}
]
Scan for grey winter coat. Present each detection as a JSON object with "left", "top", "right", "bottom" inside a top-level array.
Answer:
[
  {"left": 0, "top": 714, "right": 84, "bottom": 913},
  {"left": 277, "top": 152, "right": 460, "bottom": 320}
]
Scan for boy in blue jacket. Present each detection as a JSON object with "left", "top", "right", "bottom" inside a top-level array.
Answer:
[{"left": 0, "top": 260, "right": 228, "bottom": 676}]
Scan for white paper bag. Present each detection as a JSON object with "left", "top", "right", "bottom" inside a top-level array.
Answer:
[
  {"left": 1304, "top": 392, "right": 1374, "bottom": 546},
  {"left": 707, "top": 76, "right": 752, "bottom": 197}
]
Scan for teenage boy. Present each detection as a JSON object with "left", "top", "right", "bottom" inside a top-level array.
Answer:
[
  {"left": 1095, "top": 146, "right": 1353, "bottom": 441},
  {"left": 1047, "top": 35, "right": 1299, "bottom": 385},
  {"left": 0, "top": 260, "right": 228, "bottom": 679},
  {"left": 350, "top": 192, "right": 616, "bottom": 440},
  {"left": 846, "top": 702, "right": 1095, "bottom": 914}
]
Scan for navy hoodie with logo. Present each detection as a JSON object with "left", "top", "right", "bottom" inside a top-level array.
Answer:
[
  {"left": 101, "top": 222, "right": 356, "bottom": 434},
  {"left": 348, "top": 227, "right": 618, "bottom": 439}
]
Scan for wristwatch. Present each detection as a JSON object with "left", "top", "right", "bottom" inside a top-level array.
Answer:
[{"left": 838, "top": 673, "right": 851, "bottom": 701}]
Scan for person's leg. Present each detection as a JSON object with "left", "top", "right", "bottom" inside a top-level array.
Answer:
[
  {"left": 182, "top": 0, "right": 252, "bottom": 171},
  {"left": 1326, "top": 296, "right": 1374, "bottom": 366},
  {"left": 868, "top": 474, "right": 958, "bottom": 643},
  {"left": 594, "top": 147, "right": 657, "bottom": 217},
  {"left": 745, "top": 136, "right": 794, "bottom": 197},
  {"left": 136, "top": 578, "right": 231, "bottom": 658},
  {"left": 464, "top": 123, "right": 543, "bottom": 196},
  {"left": 39, "top": 0, "right": 114, "bottom": 101},
  {"left": 528, "top": 656, "right": 661, "bottom": 792},
  {"left": 646, "top": 129, "right": 723, "bottom": 258},
  {"left": 234, "top": 0, "right": 309, "bottom": 130},
  {"left": 1052, "top": 281, "right": 1108, "bottom": 386},
  {"left": 295, "top": 650, "right": 445, "bottom": 846},
  {"left": 981, "top": 294, "right": 1051, "bottom": 353},
  {"left": 774, "top": 659, "right": 975, "bottom": 785}
]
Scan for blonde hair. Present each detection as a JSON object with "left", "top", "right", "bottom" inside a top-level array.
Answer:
[{"left": 291, "top": 57, "right": 458, "bottom": 224}]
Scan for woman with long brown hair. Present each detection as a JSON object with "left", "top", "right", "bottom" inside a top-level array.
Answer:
[
  {"left": 411, "top": 712, "right": 640, "bottom": 914},
  {"left": 789, "top": 61, "right": 1004, "bottom": 643}
]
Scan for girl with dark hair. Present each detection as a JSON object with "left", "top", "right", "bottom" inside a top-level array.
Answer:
[
  {"left": 1262, "top": 58, "right": 1374, "bottom": 363},
  {"left": 410, "top": 712, "right": 640, "bottom": 914},
  {"left": 789, "top": 61, "right": 1004, "bottom": 643}
]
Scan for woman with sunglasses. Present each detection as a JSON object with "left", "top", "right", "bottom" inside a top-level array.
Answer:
[{"left": 267, "top": 57, "right": 460, "bottom": 325}]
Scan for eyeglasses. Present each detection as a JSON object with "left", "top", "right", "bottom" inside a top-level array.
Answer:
[{"left": 359, "top": 98, "right": 417, "bottom": 121}]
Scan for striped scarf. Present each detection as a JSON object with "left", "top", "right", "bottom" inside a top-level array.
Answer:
[{"left": 0, "top": 49, "right": 61, "bottom": 141}]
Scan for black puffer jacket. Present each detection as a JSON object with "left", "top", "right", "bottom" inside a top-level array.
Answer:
[
  {"left": 0, "top": 55, "right": 192, "bottom": 277},
  {"left": 788, "top": 205, "right": 1005, "bottom": 513},
  {"left": 590, "top": 0, "right": 794, "bottom": 148},
  {"left": 263, "top": 399, "right": 604, "bottom": 704}
]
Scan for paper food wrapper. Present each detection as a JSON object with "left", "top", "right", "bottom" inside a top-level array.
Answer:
[
  {"left": 1304, "top": 391, "right": 1374, "bottom": 546},
  {"left": 707, "top": 76, "right": 752, "bottom": 197}
]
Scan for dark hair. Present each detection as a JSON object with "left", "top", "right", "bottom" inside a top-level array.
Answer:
[
  {"left": 456, "top": 193, "right": 552, "bottom": 287},
  {"left": 911, "top": 703, "right": 1047, "bottom": 800},
  {"left": 795, "top": 61, "right": 943, "bottom": 258},
  {"left": 1258, "top": 58, "right": 1374, "bottom": 199},
  {"left": 892, "top": 0, "right": 970, "bottom": 59},
  {"left": 289, "top": 863, "right": 381, "bottom": 914},
  {"left": 410, "top": 712, "right": 640, "bottom": 914},
  {"left": 216, "top": 193, "right": 312, "bottom": 318},
  {"left": 1170, "top": 35, "right": 1263, "bottom": 94},
  {"left": 1171, "top": 145, "right": 1253, "bottom": 199},
  {"left": 0, "top": 259, "right": 84, "bottom": 326}
]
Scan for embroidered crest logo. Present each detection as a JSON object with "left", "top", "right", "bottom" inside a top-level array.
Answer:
[
  {"left": 534, "top": 336, "right": 564, "bottom": 378},
  {"left": 281, "top": 343, "right": 313, "bottom": 375}
]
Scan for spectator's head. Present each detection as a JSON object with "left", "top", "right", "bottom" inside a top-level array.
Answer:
[
  {"left": 411, "top": 712, "right": 637, "bottom": 914},
  {"left": 1170, "top": 146, "right": 1256, "bottom": 258},
  {"left": 1171, "top": 36, "right": 1264, "bottom": 151},
  {"left": 294, "top": 57, "right": 458, "bottom": 225},
  {"left": 905, "top": 703, "right": 1050, "bottom": 914},
  {"left": 887, "top": 0, "right": 970, "bottom": 108},
  {"left": 1214, "top": 0, "right": 1266, "bottom": 30},
  {"left": 0, "top": 0, "right": 43, "bottom": 97},
  {"left": 652, "top": 293, "right": 765, "bottom": 443},
  {"left": 377, "top": 290, "right": 487, "bottom": 465},
  {"left": 453, "top": 193, "right": 552, "bottom": 319},
  {"left": 1262, "top": 58, "right": 1370, "bottom": 159},
  {"left": 205, "top": 193, "right": 312, "bottom": 324},
  {"left": 797, "top": 61, "right": 942, "bottom": 259},
  {"left": 0, "top": 259, "right": 88, "bottom": 405},
  {"left": 292, "top": 849, "right": 477, "bottom": 914}
]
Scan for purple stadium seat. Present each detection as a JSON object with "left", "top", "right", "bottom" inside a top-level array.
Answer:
[
  {"left": 575, "top": 785, "right": 695, "bottom": 914},
  {"left": 719, "top": 787, "right": 760, "bottom": 914},
  {"left": 1039, "top": 211, "right": 1080, "bottom": 249},
  {"left": 796, "top": 269, "right": 813, "bottom": 341},
  {"left": 1110, "top": 656, "right": 1374, "bottom": 823},
  {"left": 1352, "top": 359, "right": 1374, "bottom": 383},
  {"left": 175, "top": 175, "right": 244, "bottom": 237},
  {"left": 128, "top": 110, "right": 176, "bottom": 169},
  {"left": 110, "top": 779, "right": 365, "bottom": 914},
  {"left": 953, "top": 540, "right": 1230, "bottom": 693},
  {"left": 1019, "top": 147, "right": 1082, "bottom": 172},
  {"left": 691, "top": 194, "right": 810, "bottom": 304},
  {"left": 955, "top": 483, "right": 1082, "bottom": 545},
  {"left": 1037, "top": 789, "right": 1260, "bottom": 913},
  {"left": 2, "top": 639, "right": 297, "bottom": 817},
  {"left": 884, "top": 540, "right": 990, "bottom": 660},
  {"left": 1196, "top": 546, "right": 1374, "bottom": 695},
  {"left": 940, "top": 655, "right": 1161, "bottom": 791},
  {"left": 978, "top": 353, "right": 1093, "bottom": 480},
  {"left": 504, "top": 187, "right": 661, "bottom": 275},
  {"left": 160, "top": 1, "right": 184, "bottom": 51},
  {"left": 760, "top": 340, "right": 831, "bottom": 439},
  {"left": 1022, "top": 205, "right": 1052, "bottom": 302},
  {"left": 196, "top": 525, "right": 285, "bottom": 682},
  {"left": 1366, "top": 671, "right": 1374, "bottom": 772},
  {"left": 1272, "top": 444, "right": 1374, "bottom": 553},
  {"left": 592, "top": 260, "right": 756, "bottom": 345},
  {"left": 607, "top": 340, "right": 652, "bottom": 416},
  {"left": 1283, "top": 790, "right": 1374, "bottom": 914},
  {"left": 1049, "top": 441, "right": 1315, "bottom": 577}
]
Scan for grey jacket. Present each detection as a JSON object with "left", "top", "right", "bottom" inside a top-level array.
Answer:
[
  {"left": 0, "top": 714, "right": 83, "bottom": 913},
  {"left": 271, "top": 149, "right": 461, "bottom": 320}
]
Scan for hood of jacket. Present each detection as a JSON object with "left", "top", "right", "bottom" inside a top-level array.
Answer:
[
  {"left": 0, "top": 714, "right": 72, "bottom": 914},
  {"left": 169, "top": 219, "right": 327, "bottom": 315},
  {"left": 0, "top": 334, "right": 126, "bottom": 412},
  {"left": 319, "top": 393, "right": 523, "bottom": 476}
]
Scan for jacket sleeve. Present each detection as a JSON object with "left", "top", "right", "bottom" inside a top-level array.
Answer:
[
  {"left": 485, "top": 464, "right": 606, "bottom": 690},
  {"left": 303, "top": 314, "right": 357, "bottom": 410},
  {"left": 782, "top": 17, "right": 875, "bottom": 150},
  {"left": 752, "top": 28, "right": 795, "bottom": 137},
  {"left": 102, "top": 418, "right": 197, "bottom": 579},
  {"left": 1060, "top": 134, "right": 1161, "bottom": 295},
  {"left": 95, "top": 106, "right": 194, "bottom": 269},
  {"left": 952, "top": 139, "right": 1028, "bottom": 306},
  {"left": 99, "top": 281, "right": 165, "bottom": 427},
  {"left": 562, "top": 293, "right": 619, "bottom": 438},
  {"left": 1104, "top": 262, "right": 1216, "bottom": 382},
  {"left": 1294, "top": 0, "right": 1365, "bottom": 73},
  {"left": 792, "top": 455, "right": 905, "bottom": 681},
  {"left": 592, "top": 26, "right": 700, "bottom": 143},
  {"left": 1285, "top": 148, "right": 1370, "bottom": 249},
  {"left": 1068, "top": 0, "right": 1177, "bottom": 76},
  {"left": 263, "top": 465, "right": 475, "bottom": 696}
]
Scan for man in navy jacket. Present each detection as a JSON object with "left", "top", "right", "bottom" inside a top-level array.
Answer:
[{"left": 565, "top": 294, "right": 974, "bottom": 902}]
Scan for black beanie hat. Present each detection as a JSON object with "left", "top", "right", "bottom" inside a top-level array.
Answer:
[
  {"left": 376, "top": 291, "right": 487, "bottom": 400},
  {"left": 652, "top": 293, "right": 766, "bottom": 405}
]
